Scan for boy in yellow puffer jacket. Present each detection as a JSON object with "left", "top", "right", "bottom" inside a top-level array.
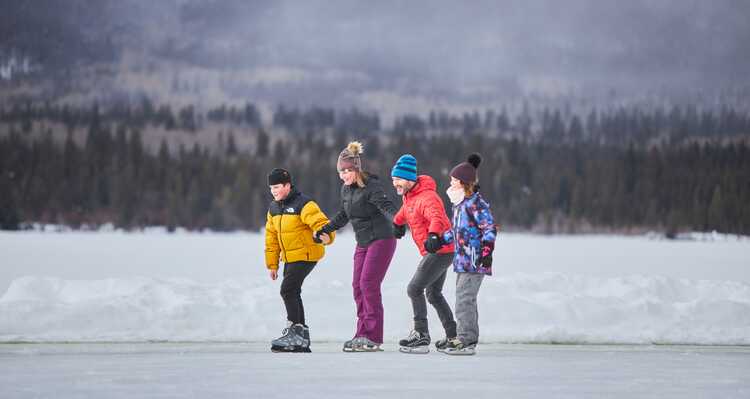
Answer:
[{"left": 265, "top": 168, "right": 335, "bottom": 353}]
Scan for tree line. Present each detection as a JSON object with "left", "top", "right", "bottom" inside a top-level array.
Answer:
[
  {"left": 0, "top": 101, "right": 749, "bottom": 235},
  {"left": 3, "top": 100, "right": 750, "bottom": 146}
]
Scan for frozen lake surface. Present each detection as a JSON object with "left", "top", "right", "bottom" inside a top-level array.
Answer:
[{"left": 1, "top": 343, "right": 749, "bottom": 398}]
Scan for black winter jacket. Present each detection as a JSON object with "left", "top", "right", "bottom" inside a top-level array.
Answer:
[{"left": 323, "top": 174, "right": 398, "bottom": 246}]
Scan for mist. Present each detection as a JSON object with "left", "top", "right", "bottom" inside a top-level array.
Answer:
[{"left": 2, "top": 0, "right": 750, "bottom": 114}]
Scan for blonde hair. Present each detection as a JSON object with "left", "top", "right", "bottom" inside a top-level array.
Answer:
[{"left": 355, "top": 170, "right": 369, "bottom": 187}]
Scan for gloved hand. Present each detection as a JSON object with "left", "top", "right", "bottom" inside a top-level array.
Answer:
[
  {"left": 423, "top": 233, "right": 445, "bottom": 253},
  {"left": 319, "top": 224, "right": 334, "bottom": 235},
  {"left": 314, "top": 224, "right": 335, "bottom": 243},
  {"left": 312, "top": 231, "right": 323, "bottom": 244},
  {"left": 314, "top": 229, "right": 332, "bottom": 244},
  {"left": 393, "top": 223, "right": 406, "bottom": 239},
  {"left": 477, "top": 254, "right": 492, "bottom": 268},
  {"left": 477, "top": 241, "right": 493, "bottom": 268}
]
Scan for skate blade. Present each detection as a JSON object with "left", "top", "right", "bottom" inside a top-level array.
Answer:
[
  {"left": 443, "top": 348, "right": 475, "bottom": 356},
  {"left": 353, "top": 346, "right": 383, "bottom": 352},
  {"left": 271, "top": 345, "right": 311, "bottom": 353},
  {"left": 399, "top": 346, "right": 430, "bottom": 354}
]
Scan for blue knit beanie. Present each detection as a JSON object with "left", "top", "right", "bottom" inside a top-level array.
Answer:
[{"left": 391, "top": 154, "right": 418, "bottom": 181}]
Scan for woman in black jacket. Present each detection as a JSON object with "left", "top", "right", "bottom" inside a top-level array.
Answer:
[{"left": 317, "top": 141, "right": 398, "bottom": 352}]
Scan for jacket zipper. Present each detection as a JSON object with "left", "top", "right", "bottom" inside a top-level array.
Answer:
[
  {"left": 278, "top": 199, "right": 286, "bottom": 263},
  {"left": 454, "top": 206, "right": 461, "bottom": 245}
]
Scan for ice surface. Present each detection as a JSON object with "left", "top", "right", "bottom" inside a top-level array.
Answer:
[{"left": 1, "top": 343, "right": 749, "bottom": 399}]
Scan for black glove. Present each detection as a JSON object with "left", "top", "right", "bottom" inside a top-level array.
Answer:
[
  {"left": 423, "top": 233, "right": 445, "bottom": 253},
  {"left": 314, "top": 224, "right": 335, "bottom": 244},
  {"left": 312, "top": 231, "right": 323, "bottom": 244},
  {"left": 393, "top": 223, "right": 406, "bottom": 239},
  {"left": 477, "top": 241, "right": 493, "bottom": 268},
  {"left": 319, "top": 224, "right": 334, "bottom": 235},
  {"left": 477, "top": 254, "right": 492, "bottom": 268}
]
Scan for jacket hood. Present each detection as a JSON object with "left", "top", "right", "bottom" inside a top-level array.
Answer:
[{"left": 406, "top": 175, "right": 438, "bottom": 197}]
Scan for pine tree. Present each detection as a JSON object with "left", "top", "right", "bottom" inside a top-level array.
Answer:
[
  {"left": 256, "top": 129, "right": 269, "bottom": 157},
  {"left": 708, "top": 185, "right": 725, "bottom": 232}
]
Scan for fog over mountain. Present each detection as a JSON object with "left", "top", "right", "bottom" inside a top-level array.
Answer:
[{"left": 2, "top": 0, "right": 749, "bottom": 118}]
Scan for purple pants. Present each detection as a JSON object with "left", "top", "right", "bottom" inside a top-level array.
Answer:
[{"left": 352, "top": 238, "right": 397, "bottom": 344}]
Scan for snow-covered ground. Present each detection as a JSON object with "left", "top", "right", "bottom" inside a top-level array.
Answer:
[
  {"left": 1, "top": 230, "right": 749, "bottom": 344},
  {"left": 2, "top": 343, "right": 749, "bottom": 399}
]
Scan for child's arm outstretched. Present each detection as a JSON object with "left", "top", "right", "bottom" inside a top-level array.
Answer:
[{"left": 301, "top": 201, "right": 336, "bottom": 245}]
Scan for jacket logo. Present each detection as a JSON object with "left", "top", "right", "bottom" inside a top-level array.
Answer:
[{"left": 285, "top": 207, "right": 295, "bottom": 213}]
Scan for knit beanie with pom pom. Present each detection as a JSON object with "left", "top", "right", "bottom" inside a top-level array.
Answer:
[
  {"left": 337, "top": 141, "right": 364, "bottom": 171},
  {"left": 450, "top": 153, "right": 482, "bottom": 183}
]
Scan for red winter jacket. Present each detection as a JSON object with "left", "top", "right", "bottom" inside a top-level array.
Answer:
[{"left": 393, "top": 175, "right": 454, "bottom": 256}]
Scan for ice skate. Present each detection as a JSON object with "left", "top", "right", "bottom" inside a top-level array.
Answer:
[
  {"left": 398, "top": 330, "right": 430, "bottom": 354},
  {"left": 342, "top": 337, "right": 358, "bottom": 352},
  {"left": 442, "top": 338, "right": 476, "bottom": 356},
  {"left": 434, "top": 336, "right": 456, "bottom": 353},
  {"left": 353, "top": 337, "right": 383, "bottom": 352},
  {"left": 270, "top": 323, "right": 311, "bottom": 353}
]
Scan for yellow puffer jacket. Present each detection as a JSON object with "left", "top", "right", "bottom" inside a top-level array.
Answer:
[{"left": 265, "top": 189, "right": 335, "bottom": 270}]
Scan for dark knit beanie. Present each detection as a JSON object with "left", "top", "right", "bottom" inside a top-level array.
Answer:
[
  {"left": 450, "top": 153, "right": 482, "bottom": 183},
  {"left": 267, "top": 168, "right": 292, "bottom": 185}
]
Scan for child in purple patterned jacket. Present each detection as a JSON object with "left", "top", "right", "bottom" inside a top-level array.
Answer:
[{"left": 424, "top": 153, "right": 497, "bottom": 355}]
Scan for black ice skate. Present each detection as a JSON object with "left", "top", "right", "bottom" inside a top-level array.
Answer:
[{"left": 398, "top": 330, "right": 430, "bottom": 354}]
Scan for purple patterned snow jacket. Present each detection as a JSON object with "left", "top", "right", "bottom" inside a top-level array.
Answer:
[{"left": 441, "top": 191, "right": 498, "bottom": 275}]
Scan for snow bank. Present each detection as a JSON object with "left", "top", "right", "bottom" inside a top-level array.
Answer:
[
  {"left": 2, "top": 230, "right": 748, "bottom": 344},
  {"left": 483, "top": 273, "right": 750, "bottom": 344},
  {"left": 2, "top": 273, "right": 749, "bottom": 345}
]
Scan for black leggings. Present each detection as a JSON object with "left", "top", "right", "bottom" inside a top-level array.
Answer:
[{"left": 280, "top": 261, "right": 316, "bottom": 325}]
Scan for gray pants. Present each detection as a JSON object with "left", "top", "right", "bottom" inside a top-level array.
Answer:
[
  {"left": 407, "top": 253, "right": 457, "bottom": 338},
  {"left": 455, "top": 272, "right": 485, "bottom": 344}
]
